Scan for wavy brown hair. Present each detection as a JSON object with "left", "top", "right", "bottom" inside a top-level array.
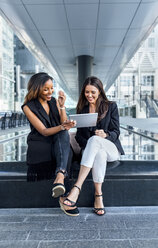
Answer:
[
  {"left": 76, "top": 76, "right": 111, "bottom": 121},
  {"left": 24, "top": 72, "right": 53, "bottom": 104}
]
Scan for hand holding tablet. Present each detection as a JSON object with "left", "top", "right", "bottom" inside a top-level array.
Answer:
[{"left": 62, "top": 119, "right": 76, "bottom": 130}]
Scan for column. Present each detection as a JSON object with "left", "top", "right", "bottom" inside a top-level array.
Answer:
[{"left": 77, "top": 55, "right": 93, "bottom": 95}]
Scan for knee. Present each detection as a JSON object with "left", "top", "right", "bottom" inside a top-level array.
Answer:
[{"left": 88, "top": 135, "right": 101, "bottom": 144}]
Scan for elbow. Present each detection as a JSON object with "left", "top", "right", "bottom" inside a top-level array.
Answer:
[
  {"left": 41, "top": 128, "right": 49, "bottom": 137},
  {"left": 114, "top": 130, "right": 120, "bottom": 139},
  {"left": 117, "top": 130, "right": 120, "bottom": 137}
]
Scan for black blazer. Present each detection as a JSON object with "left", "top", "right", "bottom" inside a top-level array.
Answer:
[
  {"left": 21, "top": 97, "right": 60, "bottom": 164},
  {"left": 75, "top": 102, "right": 125, "bottom": 155}
]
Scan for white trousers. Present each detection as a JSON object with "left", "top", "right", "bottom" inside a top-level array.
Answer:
[{"left": 80, "top": 135, "right": 120, "bottom": 183}]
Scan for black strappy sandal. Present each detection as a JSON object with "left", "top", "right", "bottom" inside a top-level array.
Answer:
[
  {"left": 93, "top": 194, "right": 106, "bottom": 216},
  {"left": 52, "top": 170, "right": 66, "bottom": 198},
  {"left": 63, "top": 185, "right": 81, "bottom": 207}
]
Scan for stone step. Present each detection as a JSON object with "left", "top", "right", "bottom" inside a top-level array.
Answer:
[{"left": 0, "top": 160, "right": 158, "bottom": 208}]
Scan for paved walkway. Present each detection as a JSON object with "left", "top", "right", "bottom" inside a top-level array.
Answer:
[{"left": 0, "top": 207, "right": 158, "bottom": 248}]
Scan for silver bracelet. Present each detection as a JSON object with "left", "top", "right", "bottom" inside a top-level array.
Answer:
[
  {"left": 60, "top": 125, "right": 65, "bottom": 130},
  {"left": 60, "top": 106, "right": 65, "bottom": 110}
]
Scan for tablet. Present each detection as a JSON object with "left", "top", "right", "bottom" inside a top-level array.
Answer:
[{"left": 69, "top": 113, "right": 98, "bottom": 128}]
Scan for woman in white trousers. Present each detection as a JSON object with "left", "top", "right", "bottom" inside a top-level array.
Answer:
[{"left": 59, "top": 76, "right": 124, "bottom": 216}]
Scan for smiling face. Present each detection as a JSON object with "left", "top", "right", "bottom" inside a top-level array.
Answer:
[
  {"left": 39, "top": 79, "right": 54, "bottom": 101},
  {"left": 84, "top": 84, "right": 100, "bottom": 105}
]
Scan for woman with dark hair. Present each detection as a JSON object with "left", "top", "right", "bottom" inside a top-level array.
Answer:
[
  {"left": 22, "top": 72, "right": 78, "bottom": 215},
  {"left": 60, "top": 76, "right": 124, "bottom": 216}
]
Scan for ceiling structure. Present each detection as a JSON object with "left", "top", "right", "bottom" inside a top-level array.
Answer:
[{"left": 1, "top": 0, "right": 158, "bottom": 101}]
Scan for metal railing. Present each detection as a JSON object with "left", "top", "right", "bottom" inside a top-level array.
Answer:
[
  {"left": 0, "top": 112, "right": 29, "bottom": 130},
  {"left": 120, "top": 125, "right": 158, "bottom": 143}
]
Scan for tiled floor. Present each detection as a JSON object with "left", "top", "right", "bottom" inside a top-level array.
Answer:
[{"left": 0, "top": 207, "right": 158, "bottom": 247}]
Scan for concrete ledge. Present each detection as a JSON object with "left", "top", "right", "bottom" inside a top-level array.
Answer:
[{"left": 0, "top": 160, "right": 158, "bottom": 208}]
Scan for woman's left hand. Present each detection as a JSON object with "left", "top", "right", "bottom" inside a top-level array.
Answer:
[
  {"left": 95, "top": 129, "right": 107, "bottom": 138},
  {"left": 58, "top": 90, "right": 66, "bottom": 107},
  {"left": 62, "top": 120, "right": 76, "bottom": 130}
]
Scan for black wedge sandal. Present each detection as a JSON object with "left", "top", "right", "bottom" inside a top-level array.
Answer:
[
  {"left": 63, "top": 185, "right": 81, "bottom": 207},
  {"left": 52, "top": 170, "right": 66, "bottom": 198},
  {"left": 93, "top": 194, "right": 106, "bottom": 216},
  {"left": 59, "top": 200, "right": 79, "bottom": 217}
]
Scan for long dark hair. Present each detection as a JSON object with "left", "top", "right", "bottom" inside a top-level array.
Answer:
[
  {"left": 76, "top": 76, "right": 111, "bottom": 121},
  {"left": 24, "top": 72, "right": 53, "bottom": 104}
]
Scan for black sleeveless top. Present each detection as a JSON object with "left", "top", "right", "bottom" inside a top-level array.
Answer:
[{"left": 21, "top": 97, "right": 61, "bottom": 164}]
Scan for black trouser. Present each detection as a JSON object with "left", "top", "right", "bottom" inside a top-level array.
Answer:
[
  {"left": 52, "top": 130, "right": 73, "bottom": 195},
  {"left": 52, "top": 130, "right": 70, "bottom": 176}
]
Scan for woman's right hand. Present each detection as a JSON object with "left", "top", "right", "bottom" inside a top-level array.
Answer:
[
  {"left": 61, "top": 120, "right": 76, "bottom": 130},
  {"left": 95, "top": 129, "right": 107, "bottom": 138},
  {"left": 58, "top": 90, "right": 66, "bottom": 107}
]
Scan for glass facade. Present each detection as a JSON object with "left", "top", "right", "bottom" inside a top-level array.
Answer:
[
  {"left": 14, "top": 36, "right": 47, "bottom": 111},
  {"left": 0, "top": 16, "right": 76, "bottom": 113},
  {"left": 0, "top": 16, "right": 14, "bottom": 111},
  {"left": 14, "top": 36, "right": 76, "bottom": 110},
  {"left": 107, "top": 25, "right": 158, "bottom": 118}
]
